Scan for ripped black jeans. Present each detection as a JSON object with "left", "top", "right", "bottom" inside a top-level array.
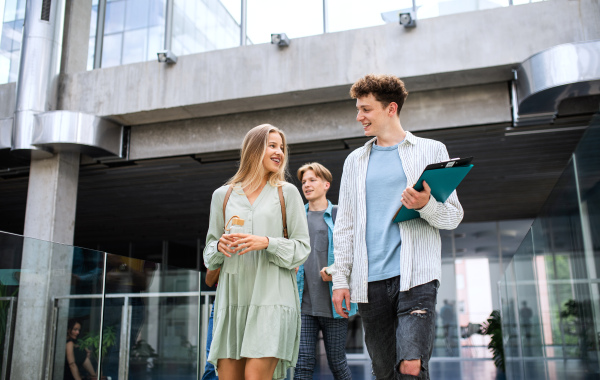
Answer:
[{"left": 358, "top": 277, "right": 439, "bottom": 380}]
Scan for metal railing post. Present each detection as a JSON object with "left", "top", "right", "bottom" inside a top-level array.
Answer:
[
  {"left": 46, "top": 300, "right": 59, "bottom": 380},
  {"left": 240, "top": 0, "right": 247, "bottom": 45},
  {"left": 97, "top": 253, "right": 108, "bottom": 380},
  {"left": 93, "top": 0, "right": 107, "bottom": 69},
  {"left": 118, "top": 296, "right": 131, "bottom": 380},
  {"left": 164, "top": 0, "right": 174, "bottom": 50}
]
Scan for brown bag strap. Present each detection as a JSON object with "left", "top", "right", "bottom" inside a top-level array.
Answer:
[
  {"left": 222, "top": 184, "right": 288, "bottom": 239},
  {"left": 278, "top": 185, "right": 288, "bottom": 239},
  {"left": 222, "top": 185, "right": 233, "bottom": 232}
]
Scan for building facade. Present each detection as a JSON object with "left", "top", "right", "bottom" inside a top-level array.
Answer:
[{"left": 0, "top": 0, "right": 599, "bottom": 379}]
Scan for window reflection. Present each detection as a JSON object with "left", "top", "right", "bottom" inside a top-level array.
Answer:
[
  {"left": 0, "top": 0, "right": 24, "bottom": 83},
  {"left": 93, "top": 0, "right": 166, "bottom": 69},
  {"left": 171, "top": 0, "right": 240, "bottom": 56}
]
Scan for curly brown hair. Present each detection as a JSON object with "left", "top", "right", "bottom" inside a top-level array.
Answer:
[{"left": 349, "top": 74, "right": 409, "bottom": 115}]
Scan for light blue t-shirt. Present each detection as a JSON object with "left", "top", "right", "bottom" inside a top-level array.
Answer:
[{"left": 365, "top": 142, "right": 407, "bottom": 282}]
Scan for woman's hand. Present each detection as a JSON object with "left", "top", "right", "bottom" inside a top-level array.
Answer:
[
  {"left": 217, "top": 234, "right": 237, "bottom": 257},
  {"left": 227, "top": 233, "right": 269, "bottom": 255}
]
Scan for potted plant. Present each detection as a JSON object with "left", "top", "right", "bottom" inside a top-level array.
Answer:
[
  {"left": 77, "top": 326, "right": 117, "bottom": 363},
  {"left": 481, "top": 310, "right": 505, "bottom": 376}
]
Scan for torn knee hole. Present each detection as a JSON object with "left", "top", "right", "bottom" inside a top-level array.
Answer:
[
  {"left": 410, "top": 308, "right": 429, "bottom": 318},
  {"left": 399, "top": 359, "right": 422, "bottom": 376}
]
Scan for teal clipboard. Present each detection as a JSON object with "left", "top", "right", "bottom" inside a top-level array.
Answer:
[{"left": 392, "top": 164, "right": 473, "bottom": 223}]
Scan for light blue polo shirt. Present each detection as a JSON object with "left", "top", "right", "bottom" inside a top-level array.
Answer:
[{"left": 365, "top": 142, "right": 407, "bottom": 282}]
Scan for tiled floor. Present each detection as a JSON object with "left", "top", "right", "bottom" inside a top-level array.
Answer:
[
  {"left": 314, "top": 356, "right": 502, "bottom": 380},
  {"left": 314, "top": 354, "right": 600, "bottom": 380}
]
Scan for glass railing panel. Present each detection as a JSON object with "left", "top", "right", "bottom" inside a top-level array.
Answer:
[
  {"left": 0, "top": 231, "right": 103, "bottom": 380},
  {"left": 501, "top": 258, "right": 524, "bottom": 378},
  {"left": 511, "top": 224, "right": 544, "bottom": 358},
  {"left": 100, "top": 252, "right": 200, "bottom": 380},
  {"left": 574, "top": 112, "right": 600, "bottom": 301},
  {"left": 502, "top": 247, "right": 521, "bottom": 361},
  {"left": 533, "top": 159, "right": 593, "bottom": 362},
  {"left": 0, "top": 231, "right": 23, "bottom": 379},
  {"left": 52, "top": 246, "right": 106, "bottom": 380},
  {"left": 500, "top": 112, "right": 600, "bottom": 378},
  {"left": 246, "top": 0, "right": 323, "bottom": 44},
  {"left": 573, "top": 114, "right": 600, "bottom": 372},
  {"left": 432, "top": 257, "right": 460, "bottom": 358}
]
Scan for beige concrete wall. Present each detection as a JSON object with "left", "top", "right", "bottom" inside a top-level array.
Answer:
[{"left": 129, "top": 82, "right": 511, "bottom": 159}]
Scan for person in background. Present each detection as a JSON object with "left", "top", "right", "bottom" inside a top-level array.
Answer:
[
  {"left": 201, "top": 268, "right": 220, "bottom": 380},
  {"left": 64, "top": 319, "right": 98, "bottom": 380},
  {"left": 294, "top": 162, "right": 357, "bottom": 380}
]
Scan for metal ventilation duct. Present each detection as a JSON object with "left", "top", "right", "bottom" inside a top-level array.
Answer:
[
  {"left": 32, "top": 111, "right": 123, "bottom": 157},
  {"left": 1, "top": 113, "right": 123, "bottom": 157},
  {"left": 7, "top": 0, "right": 123, "bottom": 159},
  {"left": 0, "top": 118, "right": 12, "bottom": 149},
  {"left": 11, "top": 0, "right": 66, "bottom": 157},
  {"left": 513, "top": 40, "right": 600, "bottom": 127}
]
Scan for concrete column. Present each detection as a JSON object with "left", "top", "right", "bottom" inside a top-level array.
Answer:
[
  {"left": 11, "top": 152, "right": 80, "bottom": 379},
  {"left": 11, "top": 1, "right": 92, "bottom": 379}
]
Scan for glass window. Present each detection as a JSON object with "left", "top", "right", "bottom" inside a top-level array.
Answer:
[
  {"left": 326, "top": 0, "right": 412, "bottom": 33},
  {"left": 122, "top": 28, "right": 147, "bottom": 65},
  {"left": 3, "top": 0, "right": 18, "bottom": 22},
  {"left": 148, "top": 0, "right": 166, "bottom": 28},
  {"left": 172, "top": 0, "right": 240, "bottom": 56},
  {"left": 104, "top": 0, "right": 126, "bottom": 35},
  {"left": 125, "top": 0, "right": 149, "bottom": 31},
  {"left": 220, "top": 0, "right": 241, "bottom": 24},
  {"left": 90, "top": 4, "right": 98, "bottom": 36},
  {"left": 101, "top": 33, "right": 122, "bottom": 68},
  {"left": 0, "top": 21, "right": 14, "bottom": 52},
  {"left": 87, "top": 37, "right": 95, "bottom": 71},
  {"left": 246, "top": 0, "right": 323, "bottom": 44},
  {"left": 0, "top": 0, "right": 24, "bottom": 84},
  {"left": 0, "top": 54, "right": 9, "bottom": 83},
  {"left": 146, "top": 25, "right": 164, "bottom": 61}
]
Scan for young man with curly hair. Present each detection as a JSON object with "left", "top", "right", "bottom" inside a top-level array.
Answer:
[{"left": 332, "top": 74, "right": 464, "bottom": 379}]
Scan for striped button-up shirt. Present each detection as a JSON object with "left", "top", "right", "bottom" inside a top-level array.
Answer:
[{"left": 332, "top": 131, "right": 464, "bottom": 302}]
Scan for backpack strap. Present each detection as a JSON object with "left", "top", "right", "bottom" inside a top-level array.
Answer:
[
  {"left": 278, "top": 186, "right": 288, "bottom": 239},
  {"left": 222, "top": 185, "right": 233, "bottom": 233}
]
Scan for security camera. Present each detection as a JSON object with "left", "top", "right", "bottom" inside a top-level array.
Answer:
[
  {"left": 399, "top": 11, "right": 416, "bottom": 28},
  {"left": 271, "top": 33, "right": 290, "bottom": 47},
  {"left": 157, "top": 50, "right": 177, "bottom": 64}
]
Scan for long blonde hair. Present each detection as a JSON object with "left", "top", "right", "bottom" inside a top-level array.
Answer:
[{"left": 227, "top": 124, "right": 289, "bottom": 193}]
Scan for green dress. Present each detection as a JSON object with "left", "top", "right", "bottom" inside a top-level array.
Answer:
[{"left": 203, "top": 182, "right": 310, "bottom": 379}]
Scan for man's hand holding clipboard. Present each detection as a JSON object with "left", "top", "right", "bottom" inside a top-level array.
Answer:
[{"left": 394, "top": 157, "right": 473, "bottom": 223}]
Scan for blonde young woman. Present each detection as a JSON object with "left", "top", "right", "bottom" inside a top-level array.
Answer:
[{"left": 203, "top": 124, "right": 310, "bottom": 380}]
